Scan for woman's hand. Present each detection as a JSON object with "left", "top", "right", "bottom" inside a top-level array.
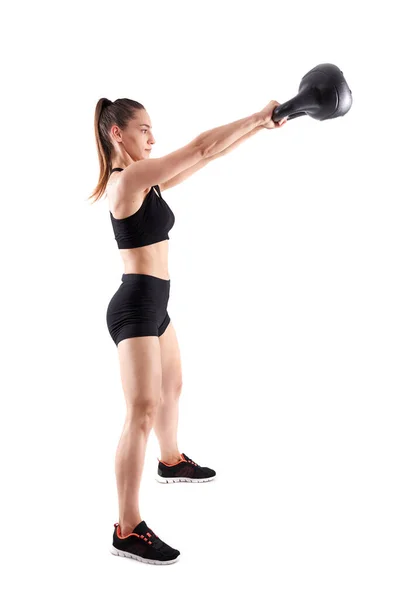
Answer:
[{"left": 259, "top": 100, "right": 288, "bottom": 129}]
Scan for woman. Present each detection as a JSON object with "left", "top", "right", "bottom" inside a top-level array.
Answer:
[{"left": 89, "top": 97, "right": 288, "bottom": 565}]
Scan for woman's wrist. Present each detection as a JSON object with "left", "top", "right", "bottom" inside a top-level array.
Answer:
[{"left": 252, "top": 112, "right": 267, "bottom": 127}]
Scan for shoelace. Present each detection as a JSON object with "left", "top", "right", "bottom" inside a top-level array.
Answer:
[
  {"left": 117, "top": 523, "right": 163, "bottom": 549},
  {"left": 182, "top": 453, "right": 199, "bottom": 467},
  {"left": 136, "top": 529, "right": 164, "bottom": 550}
]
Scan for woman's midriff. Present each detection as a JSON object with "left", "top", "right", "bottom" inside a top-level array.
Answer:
[{"left": 119, "top": 239, "right": 170, "bottom": 280}]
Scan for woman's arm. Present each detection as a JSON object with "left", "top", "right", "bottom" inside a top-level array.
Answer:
[
  {"left": 160, "top": 125, "right": 264, "bottom": 192},
  {"left": 198, "top": 112, "right": 264, "bottom": 158},
  {"left": 208, "top": 124, "right": 264, "bottom": 160}
]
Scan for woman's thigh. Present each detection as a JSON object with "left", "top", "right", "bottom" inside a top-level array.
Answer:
[{"left": 117, "top": 336, "right": 162, "bottom": 415}]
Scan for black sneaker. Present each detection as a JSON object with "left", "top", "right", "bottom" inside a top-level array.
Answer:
[
  {"left": 156, "top": 452, "right": 216, "bottom": 484},
  {"left": 110, "top": 520, "right": 180, "bottom": 565}
]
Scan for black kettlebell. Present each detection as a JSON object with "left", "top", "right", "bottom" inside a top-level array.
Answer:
[{"left": 272, "top": 63, "right": 353, "bottom": 122}]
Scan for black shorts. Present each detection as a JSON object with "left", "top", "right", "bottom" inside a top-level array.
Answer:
[{"left": 106, "top": 273, "right": 171, "bottom": 346}]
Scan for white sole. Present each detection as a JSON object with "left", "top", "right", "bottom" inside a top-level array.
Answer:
[
  {"left": 110, "top": 546, "right": 180, "bottom": 565},
  {"left": 155, "top": 474, "right": 216, "bottom": 484}
]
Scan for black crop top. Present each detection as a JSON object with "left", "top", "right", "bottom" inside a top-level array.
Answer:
[{"left": 109, "top": 167, "right": 175, "bottom": 249}]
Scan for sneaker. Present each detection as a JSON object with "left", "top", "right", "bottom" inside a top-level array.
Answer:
[
  {"left": 156, "top": 452, "right": 216, "bottom": 484},
  {"left": 110, "top": 520, "right": 180, "bottom": 565}
]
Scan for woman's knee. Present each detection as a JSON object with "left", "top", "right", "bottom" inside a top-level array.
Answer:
[
  {"left": 126, "top": 395, "right": 161, "bottom": 427},
  {"left": 162, "top": 380, "right": 183, "bottom": 401}
]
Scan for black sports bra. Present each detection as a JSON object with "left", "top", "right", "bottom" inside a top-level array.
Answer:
[{"left": 109, "top": 167, "right": 175, "bottom": 249}]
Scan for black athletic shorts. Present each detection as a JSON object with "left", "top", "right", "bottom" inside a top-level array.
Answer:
[{"left": 106, "top": 273, "right": 171, "bottom": 346}]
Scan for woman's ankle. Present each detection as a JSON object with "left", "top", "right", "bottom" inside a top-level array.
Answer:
[{"left": 119, "top": 518, "right": 142, "bottom": 536}]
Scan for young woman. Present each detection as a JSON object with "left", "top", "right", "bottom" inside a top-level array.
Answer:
[{"left": 89, "top": 97, "right": 287, "bottom": 565}]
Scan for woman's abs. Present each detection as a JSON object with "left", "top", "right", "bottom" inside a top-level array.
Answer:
[{"left": 118, "top": 239, "right": 170, "bottom": 279}]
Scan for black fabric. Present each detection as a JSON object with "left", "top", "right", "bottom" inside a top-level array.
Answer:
[
  {"left": 106, "top": 273, "right": 171, "bottom": 345},
  {"left": 108, "top": 167, "right": 175, "bottom": 249}
]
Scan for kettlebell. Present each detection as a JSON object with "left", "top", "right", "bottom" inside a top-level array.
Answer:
[{"left": 272, "top": 63, "right": 353, "bottom": 122}]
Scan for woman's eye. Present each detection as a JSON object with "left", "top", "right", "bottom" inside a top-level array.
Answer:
[{"left": 142, "top": 129, "right": 147, "bottom": 133}]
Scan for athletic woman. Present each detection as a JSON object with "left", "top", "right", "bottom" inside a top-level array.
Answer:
[{"left": 89, "top": 98, "right": 287, "bottom": 565}]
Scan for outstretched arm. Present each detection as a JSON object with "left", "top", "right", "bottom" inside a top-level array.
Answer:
[{"left": 160, "top": 125, "right": 264, "bottom": 192}]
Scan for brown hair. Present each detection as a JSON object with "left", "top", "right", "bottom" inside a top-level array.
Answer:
[{"left": 88, "top": 97, "right": 145, "bottom": 204}]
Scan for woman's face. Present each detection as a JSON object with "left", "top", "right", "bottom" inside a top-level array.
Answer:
[{"left": 112, "top": 110, "right": 156, "bottom": 162}]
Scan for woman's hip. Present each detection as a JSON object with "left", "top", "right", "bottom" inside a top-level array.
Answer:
[{"left": 106, "top": 272, "right": 170, "bottom": 326}]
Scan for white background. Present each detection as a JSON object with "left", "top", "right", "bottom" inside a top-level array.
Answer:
[{"left": 1, "top": 0, "right": 399, "bottom": 598}]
